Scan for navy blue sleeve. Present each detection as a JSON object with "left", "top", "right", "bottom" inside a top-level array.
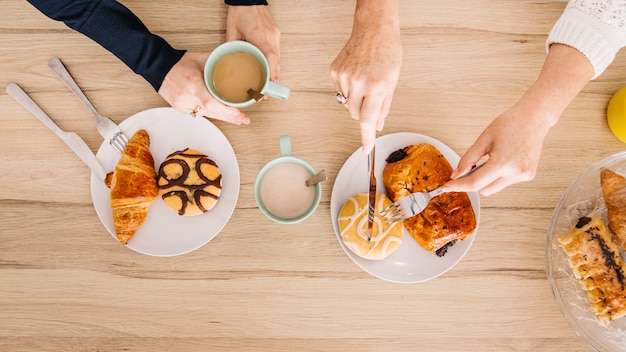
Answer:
[
  {"left": 225, "top": 0, "right": 268, "bottom": 4},
  {"left": 26, "top": 0, "right": 186, "bottom": 91}
]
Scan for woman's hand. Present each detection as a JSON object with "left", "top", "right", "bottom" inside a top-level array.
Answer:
[
  {"left": 226, "top": 5, "right": 281, "bottom": 81},
  {"left": 444, "top": 44, "right": 594, "bottom": 195},
  {"left": 444, "top": 107, "right": 552, "bottom": 196},
  {"left": 330, "top": 0, "right": 402, "bottom": 154},
  {"left": 158, "top": 51, "right": 251, "bottom": 125}
]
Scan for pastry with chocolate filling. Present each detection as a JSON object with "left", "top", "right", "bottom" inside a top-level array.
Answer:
[
  {"left": 382, "top": 143, "right": 477, "bottom": 255},
  {"left": 338, "top": 192, "right": 403, "bottom": 260},
  {"left": 600, "top": 168, "right": 626, "bottom": 249},
  {"left": 157, "top": 148, "right": 222, "bottom": 216},
  {"left": 556, "top": 216, "right": 626, "bottom": 326},
  {"left": 108, "top": 129, "right": 159, "bottom": 244}
]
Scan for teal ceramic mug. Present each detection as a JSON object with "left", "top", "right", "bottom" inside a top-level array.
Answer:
[
  {"left": 204, "top": 40, "right": 290, "bottom": 108},
  {"left": 255, "top": 136, "right": 322, "bottom": 224}
]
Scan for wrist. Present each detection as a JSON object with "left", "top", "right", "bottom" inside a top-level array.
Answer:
[
  {"left": 354, "top": 0, "right": 400, "bottom": 29},
  {"left": 514, "top": 44, "right": 593, "bottom": 128}
]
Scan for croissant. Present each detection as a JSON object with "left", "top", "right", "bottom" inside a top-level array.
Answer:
[
  {"left": 600, "top": 168, "right": 626, "bottom": 248},
  {"left": 108, "top": 129, "right": 158, "bottom": 244}
]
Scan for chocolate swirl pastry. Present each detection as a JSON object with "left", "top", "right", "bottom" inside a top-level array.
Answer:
[{"left": 157, "top": 148, "right": 222, "bottom": 216}]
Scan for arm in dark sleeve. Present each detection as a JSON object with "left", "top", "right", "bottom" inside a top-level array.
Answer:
[
  {"left": 26, "top": 0, "right": 185, "bottom": 91},
  {"left": 225, "top": 0, "right": 268, "bottom": 5}
]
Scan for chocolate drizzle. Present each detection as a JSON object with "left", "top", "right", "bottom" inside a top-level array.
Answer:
[
  {"left": 157, "top": 149, "right": 222, "bottom": 216},
  {"left": 386, "top": 148, "right": 408, "bottom": 163},
  {"left": 587, "top": 228, "right": 626, "bottom": 289},
  {"left": 576, "top": 216, "right": 592, "bottom": 229},
  {"left": 574, "top": 217, "right": 625, "bottom": 288}
]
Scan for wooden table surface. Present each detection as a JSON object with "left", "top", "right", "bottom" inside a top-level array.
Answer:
[{"left": 2, "top": 1, "right": 626, "bottom": 351}]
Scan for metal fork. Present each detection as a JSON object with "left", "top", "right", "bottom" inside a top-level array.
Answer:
[
  {"left": 48, "top": 57, "right": 128, "bottom": 153},
  {"left": 381, "top": 162, "right": 485, "bottom": 225}
]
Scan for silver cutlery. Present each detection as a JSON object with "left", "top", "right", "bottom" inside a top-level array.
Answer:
[
  {"left": 381, "top": 162, "right": 485, "bottom": 225},
  {"left": 6, "top": 82, "right": 107, "bottom": 180},
  {"left": 367, "top": 145, "right": 376, "bottom": 241},
  {"left": 48, "top": 57, "right": 128, "bottom": 153}
]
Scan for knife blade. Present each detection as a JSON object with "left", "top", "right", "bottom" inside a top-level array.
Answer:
[
  {"left": 6, "top": 82, "right": 107, "bottom": 180},
  {"left": 367, "top": 145, "right": 376, "bottom": 242}
]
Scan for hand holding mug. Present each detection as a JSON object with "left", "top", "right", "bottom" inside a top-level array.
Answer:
[
  {"left": 159, "top": 4, "right": 282, "bottom": 125},
  {"left": 226, "top": 4, "right": 281, "bottom": 82},
  {"left": 158, "top": 51, "right": 251, "bottom": 125},
  {"left": 204, "top": 41, "right": 290, "bottom": 108}
]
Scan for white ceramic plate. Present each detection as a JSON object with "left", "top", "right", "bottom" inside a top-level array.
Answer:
[
  {"left": 330, "top": 132, "right": 480, "bottom": 283},
  {"left": 547, "top": 152, "right": 626, "bottom": 351},
  {"left": 90, "top": 107, "right": 240, "bottom": 256}
]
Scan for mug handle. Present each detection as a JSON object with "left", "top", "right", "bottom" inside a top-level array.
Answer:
[
  {"left": 279, "top": 135, "right": 292, "bottom": 157},
  {"left": 261, "top": 81, "right": 291, "bottom": 101}
]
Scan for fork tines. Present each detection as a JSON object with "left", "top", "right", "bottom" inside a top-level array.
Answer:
[
  {"left": 380, "top": 202, "right": 405, "bottom": 226},
  {"left": 109, "top": 131, "right": 129, "bottom": 154}
]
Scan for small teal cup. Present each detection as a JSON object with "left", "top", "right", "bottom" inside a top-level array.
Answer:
[
  {"left": 255, "top": 136, "right": 322, "bottom": 224},
  {"left": 204, "top": 40, "right": 290, "bottom": 108}
]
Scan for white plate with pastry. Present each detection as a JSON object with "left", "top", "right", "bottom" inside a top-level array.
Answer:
[
  {"left": 330, "top": 132, "right": 480, "bottom": 283},
  {"left": 547, "top": 152, "right": 626, "bottom": 351},
  {"left": 90, "top": 107, "right": 240, "bottom": 256}
]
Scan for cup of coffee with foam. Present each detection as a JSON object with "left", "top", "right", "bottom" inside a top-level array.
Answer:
[
  {"left": 204, "top": 40, "right": 290, "bottom": 108},
  {"left": 255, "top": 136, "right": 322, "bottom": 224}
]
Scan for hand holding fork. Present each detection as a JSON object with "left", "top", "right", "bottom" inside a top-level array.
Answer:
[{"left": 381, "top": 162, "right": 485, "bottom": 225}]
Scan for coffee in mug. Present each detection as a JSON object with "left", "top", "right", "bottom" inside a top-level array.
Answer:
[
  {"left": 212, "top": 51, "right": 265, "bottom": 103},
  {"left": 204, "top": 41, "right": 290, "bottom": 108}
]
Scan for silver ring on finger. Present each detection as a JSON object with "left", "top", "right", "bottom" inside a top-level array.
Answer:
[{"left": 336, "top": 93, "right": 348, "bottom": 105}]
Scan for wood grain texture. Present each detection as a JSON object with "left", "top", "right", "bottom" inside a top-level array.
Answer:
[{"left": 0, "top": 0, "right": 621, "bottom": 351}]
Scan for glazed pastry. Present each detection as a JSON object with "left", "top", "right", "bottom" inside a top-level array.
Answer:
[
  {"left": 338, "top": 192, "right": 403, "bottom": 260},
  {"left": 109, "top": 129, "right": 159, "bottom": 245},
  {"left": 600, "top": 168, "right": 626, "bottom": 248},
  {"left": 382, "top": 143, "right": 476, "bottom": 255},
  {"left": 157, "top": 148, "right": 222, "bottom": 216},
  {"left": 556, "top": 216, "right": 626, "bottom": 326}
]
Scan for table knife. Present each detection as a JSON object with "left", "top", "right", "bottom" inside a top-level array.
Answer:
[
  {"left": 6, "top": 82, "right": 107, "bottom": 180},
  {"left": 367, "top": 145, "right": 376, "bottom": 241}
]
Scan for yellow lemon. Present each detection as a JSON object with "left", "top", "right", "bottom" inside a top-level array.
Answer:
[{"left": 607, "top": 86, "right": 626, "bottom": 143}]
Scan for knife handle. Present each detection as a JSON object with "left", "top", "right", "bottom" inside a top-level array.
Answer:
[
  {"left": 6, "top": 82, "right": 63, "bottom": 135},
  {"left": 59, "top": 132, "right": 107, "bottom": 180},
  {"left": 6, "top": 82, "right": 106, "bottom": 180}
]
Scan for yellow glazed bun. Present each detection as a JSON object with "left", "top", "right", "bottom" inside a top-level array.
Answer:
[{"left": 338, "top": 192, "right": 403, "bottom": 260}]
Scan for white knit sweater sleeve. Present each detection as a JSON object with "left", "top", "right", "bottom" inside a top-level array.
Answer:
[{"left": 547, "top": 0, "right": 626, "bottom": 79}]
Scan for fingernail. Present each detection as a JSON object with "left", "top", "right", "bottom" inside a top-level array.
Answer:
[{"left": 242, "top": 117, "right": 251, "bottom": 125}]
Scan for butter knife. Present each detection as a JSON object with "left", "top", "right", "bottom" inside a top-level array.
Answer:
[
  {"left": 6, "top": 82, "right": 106, "bottom": 180},
  {"left": 367, "top": 145, "right": 376, "bottom": 241}
]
